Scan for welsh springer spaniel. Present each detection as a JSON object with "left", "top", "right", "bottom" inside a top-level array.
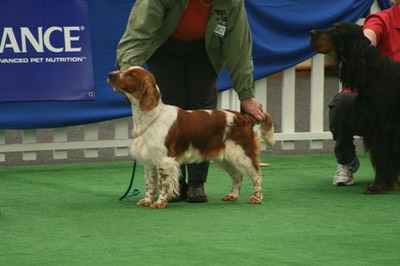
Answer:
[{"left": 108, "top": 66, "right": 275, "bottom": 209}]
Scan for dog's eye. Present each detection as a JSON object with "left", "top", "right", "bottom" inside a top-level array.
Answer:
[{"left": 332, "top": 23, "right": 342, "bottom": 33}]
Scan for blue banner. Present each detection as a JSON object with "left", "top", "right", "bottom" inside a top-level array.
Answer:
[
  {"left": 0, "top": 0, "right": 381, "bottom": 129},
  {"left": 0, "top": 0, "right": 94, "bottom": 102}
]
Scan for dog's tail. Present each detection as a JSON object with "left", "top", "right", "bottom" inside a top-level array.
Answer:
[{"left": 257, "top": 112, "right": 275, "bottom": 146}]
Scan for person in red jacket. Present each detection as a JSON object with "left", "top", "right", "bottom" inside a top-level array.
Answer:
[{"left": 329, "top": 0, "right": 400, "bottom": 186}]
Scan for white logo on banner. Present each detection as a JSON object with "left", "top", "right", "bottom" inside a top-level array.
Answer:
[{"left": 0, "top": 26, "right": 87, "bottom": 64}]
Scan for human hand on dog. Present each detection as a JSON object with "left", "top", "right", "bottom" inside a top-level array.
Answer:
[{"left": 241, "top": 97, "right": 265, "bottom": 121}]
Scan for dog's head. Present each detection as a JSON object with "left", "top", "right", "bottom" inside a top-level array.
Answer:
[
  {"left": 309, "top": 22, "right": 370, "bottom": 55},
  {"left": 310, "top": 23, "right": 372, "bottom": 90},
  {"left": 107, "top": 66, "right": 161, "bottom": 112}
]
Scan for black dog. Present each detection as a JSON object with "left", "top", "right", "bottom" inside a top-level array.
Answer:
[{"left": 310, "top": 22, "right": 400, "bottom": 194}]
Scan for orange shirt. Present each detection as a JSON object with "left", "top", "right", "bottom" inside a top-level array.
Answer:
[{"left": 171, "top": 0, "right": 212, "bottom": 41}]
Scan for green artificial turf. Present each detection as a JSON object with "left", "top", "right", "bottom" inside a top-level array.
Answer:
[{"left": 1, "top": 153, "right": 400, "bottom": 265}]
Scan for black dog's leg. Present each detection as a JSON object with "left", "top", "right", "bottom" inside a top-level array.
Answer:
[{"left": 364, "top": 157, "right": 396, "bottom": 194}]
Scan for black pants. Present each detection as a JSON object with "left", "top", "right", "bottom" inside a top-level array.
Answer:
[
  {"left": 328, "top": 91, "right": 361, "bottom": 165},
  {"left": 147, "top": 38, "right": 218, "bottom": 186}
]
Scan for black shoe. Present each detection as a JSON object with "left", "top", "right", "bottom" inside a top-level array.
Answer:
[
  {"left": 186, "top": 184, "right": 208, "bottom": 203},
  {"left": 169, "top": 182, "right": 187, "bottom": 203}
]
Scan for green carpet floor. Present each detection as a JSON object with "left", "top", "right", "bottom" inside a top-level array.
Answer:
[{"left": 1, "top": 153, "right": 400, "bottom": 265}]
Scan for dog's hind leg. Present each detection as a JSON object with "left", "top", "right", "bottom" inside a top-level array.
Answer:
[
  {"left": 248, "top": 168, "right": 263, "bottom": 204},
  {"left": 151, "top": 157, "right": 180, "bottom": 209},
  {"left": 230, "top": 156, "right": 263, "bottom": 204},
  {"left": 137, "top": 165, "right": 157, "bottom": 207},
  {"left": 222, "top": 164, "right": 243, "bottom": 201},
  {"left": 224, "top": 172, "right": 243, "bottom": 202},
  {"left": 216, "top": 161, "right": 243, "bottom": 201}
]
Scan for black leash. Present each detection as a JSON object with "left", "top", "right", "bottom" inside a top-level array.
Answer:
[{"left": 119, "top": 160, "right": 140, "bottom": 201}]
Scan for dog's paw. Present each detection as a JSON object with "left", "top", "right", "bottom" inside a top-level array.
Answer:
[
  {"left": 248, "top": 196, "right": 262, "bottom": 204},
  {"left": 150, "top": 201, "right": 167, "bottom": 209},
  {"left": 137, "top": 198, "right": 153, "bottom": 207},
  {"left": 222, "top": 194, "right": 238, "bottom": 201},
  {"left": 363, "top": 184, "right": 383, "bottom": 194}
]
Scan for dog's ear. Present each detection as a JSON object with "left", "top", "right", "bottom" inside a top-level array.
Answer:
[
  {"left": 139, "top": 76, "right": 160, "bottom": 111},
  {"left": 339, "top": 35, "right": 368, "bottom": 89}
]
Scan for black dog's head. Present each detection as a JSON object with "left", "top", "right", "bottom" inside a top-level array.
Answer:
[
  {"left": 309, "top": 23, "right": 372, "bottom": 89},
  {"left": 309, "top": 23, "right": 370, "bottom": 54}
]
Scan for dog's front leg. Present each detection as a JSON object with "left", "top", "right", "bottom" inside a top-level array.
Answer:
[
  {"left": 151, "top": 158, "right": 180, "bottom": 209},
  {"left": 137, "top": 165, "right": 157, "bottom": 207},
  {"left": 364, "top": 159, "right": 392, "bottom": 194}
]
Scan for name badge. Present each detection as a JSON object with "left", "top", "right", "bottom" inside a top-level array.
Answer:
[{"left": 213, "top": 20, "right": 227, "bottom": 38}]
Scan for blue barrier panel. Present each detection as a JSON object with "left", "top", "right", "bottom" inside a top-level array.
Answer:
[{"left": 0, "top": 0, "right": 381, "bottom": 129}]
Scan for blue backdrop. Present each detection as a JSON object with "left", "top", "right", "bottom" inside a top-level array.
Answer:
[
  {"left": 0, "top": 0, "right": 390, "bottom": 129},
  {"left": 0, "top": 0, "right": 94, "bottom": 102}
]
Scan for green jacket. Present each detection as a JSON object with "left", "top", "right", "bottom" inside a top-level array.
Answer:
[{"left": 116, "top": 0, "right": 254, "bottom": 100}]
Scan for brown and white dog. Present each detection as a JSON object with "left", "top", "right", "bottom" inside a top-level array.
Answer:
[{"left": 108, "top": 66, "right": 275, "bottom": 208}]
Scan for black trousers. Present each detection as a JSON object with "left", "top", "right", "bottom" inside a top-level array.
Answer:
[
  {"left": 147, "top": 38, "right": 218, "bottom": 186},
  {"left": 328, "top": 91, "right": 361, "bottom": 165}
]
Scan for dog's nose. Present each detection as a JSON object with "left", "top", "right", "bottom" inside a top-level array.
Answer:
[
  {"left": 108, "top": 73, "right": 116, "bottom": 80},
  {"left": 309, "top": 30, "right": 317, "bottom": 37}
]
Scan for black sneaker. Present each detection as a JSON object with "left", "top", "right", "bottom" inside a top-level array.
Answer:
[{"left": 186, "top": 184, "right": 208, "bottom": 203}]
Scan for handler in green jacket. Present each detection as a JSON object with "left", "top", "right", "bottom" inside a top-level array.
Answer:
[{"left": 116, "top": 0, "right": 264, "bottom": 203}]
